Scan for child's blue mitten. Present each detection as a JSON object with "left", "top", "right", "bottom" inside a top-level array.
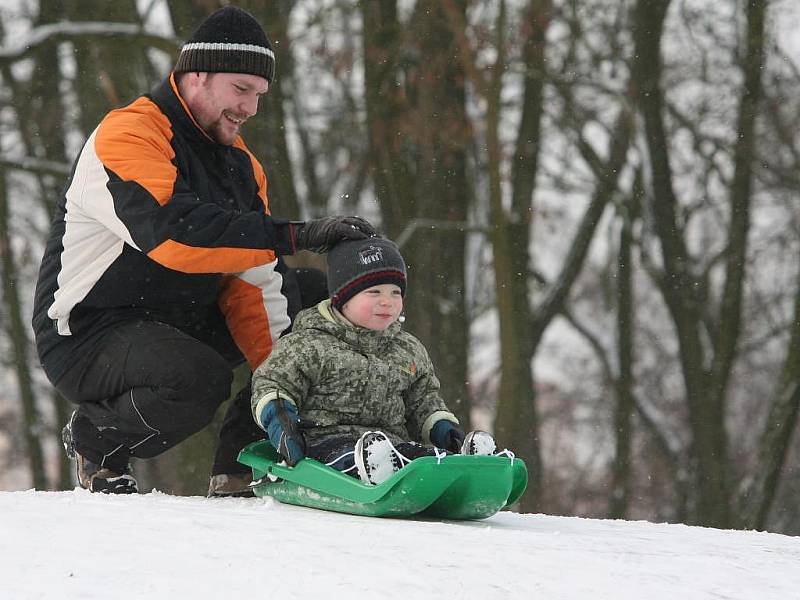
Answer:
[
  {"left": 430, "top": 420, "right": 465, "bottom": 454},
  {"left": 261, "top": 398, "right": 307, "bottom": 466}
]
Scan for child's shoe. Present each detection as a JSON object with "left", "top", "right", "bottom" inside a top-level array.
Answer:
[
  {"left": 460, "top": 430, "right": 497, "bottom": 456},
  {"left": 355, "top": 431, "right": 403, "bottom": 485}
]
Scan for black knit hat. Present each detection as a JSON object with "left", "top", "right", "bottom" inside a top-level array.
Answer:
[
  {"left": 174, "top": 6, "right": 275, "bottom": 84},
  {"left": 327, "top": 238, "right": 407, "bottom": 311}
]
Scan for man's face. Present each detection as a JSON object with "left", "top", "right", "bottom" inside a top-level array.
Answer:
[{"left": 187, "top": 72, "right": 269, "bottom": 145}]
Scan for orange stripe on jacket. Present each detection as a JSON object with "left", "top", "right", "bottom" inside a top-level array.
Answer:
[
  {"left": 148, "top": 240, "right": 276, "bottom": 274},
  {"left": 95, "top": 97, "right": 176, "bottom": 206},
  {"left": 219, "top": 277, "right": 273, "bottom": 369}
]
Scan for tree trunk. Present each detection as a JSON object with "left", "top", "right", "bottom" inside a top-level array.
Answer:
[
  {"left": 363, "top": 1, "right": 472, "bottom": 428},
  {"left": 739, "top": 256, "right": 800, "bottom": 529},
  {"left": 0, "top": 172, "right": 47, "bottom": 489},
  {"left": 362, "top": 0, "right": 412, "bottom": 235},
  {"left": 633, "top": 0, "right": 724, "bottom": 527},
  {"left": 0, "top": 2, "right": 74, "bottom": 488},
  {"left": 708, "top": 0, "right": 766, "bottom": 527},
  {"left": 632, "top": 0, "right": 768, "bottom": 528},
  {"left": 483, "top": 1, "right": 542, "bottom": 512},
  {"left": 64, "top": 0, "right": 157, "bottom": 135},
  {"left": 609, "top": 191, "right": 638, "bottom": 519},
  {"left": 167, "top": 1, "right": 221, "bottom": 39},
  {"left": 493, "top": 0, "right": 552, "bottom": 511},
  {"left": 238, "top": 0, "right": 301, "bottom": 219},
  {"left": 707, "top": 0, "right": 765, "bottom": 417},
  {"left": 401, "top": 1, "right": 471, "bottom": 428}
]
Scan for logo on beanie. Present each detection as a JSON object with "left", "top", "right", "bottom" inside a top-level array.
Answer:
[{"left": 359, "top": 246, "right": 383, "bottom": 265}]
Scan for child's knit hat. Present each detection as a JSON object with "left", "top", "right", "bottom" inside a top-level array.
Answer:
[
  {"left": 174, "top": 6, "right": 276, "bottom": 84},
  {"left": 327, "top": 238, "right": 407, "bottom": 311}
]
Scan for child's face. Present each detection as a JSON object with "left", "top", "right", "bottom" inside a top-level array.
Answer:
[{"left": 341, "top": 283, "right": 403, "bottom": 331}]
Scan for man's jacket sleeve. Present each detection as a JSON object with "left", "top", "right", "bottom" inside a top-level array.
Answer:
[
  {"left": 218, "top": 262, "right": 291, "bottom": 370},
  {"left": 92, "top": 102, "right": 294, "bottom": 273}
]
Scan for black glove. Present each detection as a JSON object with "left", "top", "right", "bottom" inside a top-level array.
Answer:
[
  {"left": 430, "top": 420, "right": 466, "bottom": 454},
  {"left": 290, "top": 216, "right": 377, "bottom": 253},
  {"left": 260, "top": 398, "right": 307, "bottom": 466}
]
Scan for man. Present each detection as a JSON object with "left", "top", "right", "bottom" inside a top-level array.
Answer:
[{"left": 31, "top": 6, "right": 375, "bottom": 496}]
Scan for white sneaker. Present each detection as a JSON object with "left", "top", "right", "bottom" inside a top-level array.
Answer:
[
  {"left": 354, "top": 431, "right": 402, "bottom": 485},
  {"left": 460, "top": 430, "right": 497, "bottom": 455}
]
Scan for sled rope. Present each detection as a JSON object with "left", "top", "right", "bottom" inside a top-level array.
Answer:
[
  {"left": 383, "top": 434, "right": 413, "bottom": 467},
  {"left": 361, "top": 431, "right": 414, "bottom": 469},
  {"left": 495, "top": 449, "right": 515, "bottom": 464},
  {"left": 325, "top": 450, "right": 358, "bottom": 474}
]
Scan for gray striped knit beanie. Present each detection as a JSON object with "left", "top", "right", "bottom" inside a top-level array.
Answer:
[
  {"left": 327, "top": 238, "right": 407, "bottom": 311},
  {"left": 174, "top": 6, "right": 275, "bottom": 84}
]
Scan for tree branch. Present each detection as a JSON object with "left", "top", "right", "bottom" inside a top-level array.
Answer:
[
  {"left": 0, "top": 22, "right": 181, "bottom": 66},
  {"left": 0, "top": 155, "right": 71, "bottom": 177},
  {"left": 532, "top": 107, "right": 633, "bottom": 342}
]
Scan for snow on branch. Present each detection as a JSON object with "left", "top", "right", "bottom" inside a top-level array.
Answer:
[
  {"left": 0, "top": 22, "right": 181, "bottom": 65},
  {"left": 0, "top": 155, "right": 71, "bottom": 177}
]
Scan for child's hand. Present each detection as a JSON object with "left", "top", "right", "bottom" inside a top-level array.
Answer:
[
  {"left": 430, "top": 420, "right": 466, "bottom": 454},
  {"left": 261, "top": 398, "right": 307, "bottom": 466}
]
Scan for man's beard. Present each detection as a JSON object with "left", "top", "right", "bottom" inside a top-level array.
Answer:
[{"left": 206, "top": 117, "right": 238, "bottom": 145}]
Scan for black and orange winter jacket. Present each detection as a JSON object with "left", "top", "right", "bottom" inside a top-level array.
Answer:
[{"left": 33, "top": 74, "right": 299, "bottom": 384}]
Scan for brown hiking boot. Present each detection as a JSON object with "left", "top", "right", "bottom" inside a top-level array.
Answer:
[
  {"left": 75, "top": 454, "right": 138, "bottom": 494},
  {"left": 62, "top": 411, "right": 138, "bottom": 494},
  {"left": 207, "top": 473, "right": 255, "bottom": 498}
]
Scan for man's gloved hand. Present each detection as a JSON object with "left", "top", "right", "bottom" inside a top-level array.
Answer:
[
  {"left": 260, "top": 398, "right": 307, "bottom": 466},
  {"left": 430, "top": 420, "right": 465, "bottom": 454},
  {"left": 290, "top": 216, "right": 377, "bottom": 253}
]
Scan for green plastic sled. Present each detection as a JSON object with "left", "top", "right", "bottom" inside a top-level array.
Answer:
[{"left": 237, "top": 440, "right": 528, "bottom": 520}]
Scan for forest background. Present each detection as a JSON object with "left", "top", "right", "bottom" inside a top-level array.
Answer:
[{"left": 1, "top": 0, "right": 799, "bottom": 535}]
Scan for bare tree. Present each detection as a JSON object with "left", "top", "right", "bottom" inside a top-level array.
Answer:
[
  {"left": 442, "top": 0, "right": 638, "bottom": 512},
  {"left": 0, "top": 170, "right": 46, "bottom": 489},
  {"left": 0, "top": 2, "right": 74, "bottom": 489},
  {"left": 632, "top": 0, "right": 772, "bottom": 527}
]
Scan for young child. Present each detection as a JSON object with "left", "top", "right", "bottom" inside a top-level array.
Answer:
[{"left": 251, "top": 237, "right": 496, "bottom": 485}]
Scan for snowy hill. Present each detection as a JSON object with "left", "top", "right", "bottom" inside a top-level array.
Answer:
[{"left": 1, "top": 490, "right": 799, "bottom": 600}]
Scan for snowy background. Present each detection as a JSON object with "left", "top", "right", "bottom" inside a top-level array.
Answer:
[{"left": 1, "top": 488, "right": 799, "bottom": 600}]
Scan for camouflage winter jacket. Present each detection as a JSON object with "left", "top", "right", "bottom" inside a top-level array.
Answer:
[{"left": 251, "top": 299, "right": 459, "bottom": 445}]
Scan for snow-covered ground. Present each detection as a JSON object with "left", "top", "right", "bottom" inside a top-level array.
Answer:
[{"left": 1, "top": 490, "right": 798, "bottom": 599}]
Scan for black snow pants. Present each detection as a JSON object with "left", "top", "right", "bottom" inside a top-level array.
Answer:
[
  {"left": 55, "top": 318, "right": 261, "bottom": 476},
  {"left": 307, "top": 435, "right": 441, "bottom": 479}
]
